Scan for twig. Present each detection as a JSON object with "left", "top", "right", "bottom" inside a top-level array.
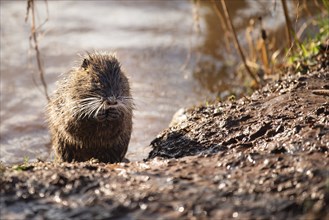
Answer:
[
  {"left": 220, "top": 0, "right": 259, "bottom": 84},
  {"left": 281, "top": 0, "right": 293, "bottom": 49},
  {"left": 25, "top": 0, "right": 50, "bottom": 102},
  {"left": 312, "top": 90, "right": 329, "bottom": 96},
  {"left": 211, "top": 0, "right": 232, "bottom": 53}
]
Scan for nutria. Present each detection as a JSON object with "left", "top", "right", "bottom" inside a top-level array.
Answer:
[{"left": 46, "top": 52, "right": 133, "bottom": 163}]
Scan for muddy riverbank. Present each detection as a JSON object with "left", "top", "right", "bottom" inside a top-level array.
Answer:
[{"left": 1, "top": 45, "right": 329, "bottom": 219}]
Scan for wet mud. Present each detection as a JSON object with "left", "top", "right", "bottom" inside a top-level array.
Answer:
[{"left": 1, "top": 51, "right": 329, "bottom": 219}]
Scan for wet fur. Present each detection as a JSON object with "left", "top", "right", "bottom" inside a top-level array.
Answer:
[{"left": 47, "top": 52, "right": 133, "bottom": 163}]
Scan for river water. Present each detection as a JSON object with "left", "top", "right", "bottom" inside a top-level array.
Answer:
[{"left": 0, "top": 0, "right": 321, "bottom": 164}]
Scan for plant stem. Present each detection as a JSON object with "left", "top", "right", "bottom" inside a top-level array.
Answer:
[
  {"left": 281, "top": 0, "right": 293, "bottom": 49},
  {"left": 26, "top": 0, "right": 50, "bottom": 101},
  {"left": 220, "top": 0, "right": 259, "bottom": 84}
]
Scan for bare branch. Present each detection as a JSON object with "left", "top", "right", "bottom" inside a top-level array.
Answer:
[
  {"left": 220, "top": 0, "right": 260, "bottom": 84},
  {"left": 25, "top": 0, "right": 50, "bottom": 102},
  {"left": 281, "top": 0, "right": 293, "bottom": 49}
]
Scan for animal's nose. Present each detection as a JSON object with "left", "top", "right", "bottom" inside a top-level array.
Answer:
[{"left": 106, "top": 97, "right": 118, "bottom": 106}]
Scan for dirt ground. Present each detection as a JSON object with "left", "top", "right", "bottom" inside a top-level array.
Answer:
[{"left": 1, "top": 47, "right": 328, "bottom": 219}]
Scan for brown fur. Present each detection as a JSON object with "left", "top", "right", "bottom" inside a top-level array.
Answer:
[{"left": 47, "top": 52, "right": 133, "bottom": 163}]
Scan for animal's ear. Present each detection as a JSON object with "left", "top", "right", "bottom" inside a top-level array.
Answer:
[{"left": 81, "top": 58, "right": 90, "bottom": 69}]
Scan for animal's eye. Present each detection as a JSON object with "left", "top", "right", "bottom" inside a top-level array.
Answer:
[{"left": 81, "top": 58, "right": 90, "bottom": 69}]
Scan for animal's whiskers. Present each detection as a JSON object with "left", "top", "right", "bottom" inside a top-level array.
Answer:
[
  {"left": 94, "top": 102, "right": 105, "bottom": 118},
  {"left": 71, "top": 97, "right": 103, "bottom": 119}
]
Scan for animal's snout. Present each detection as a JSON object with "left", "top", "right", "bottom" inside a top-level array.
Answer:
[{"left": 104, "top": 97, "right": 118, "bottom": 109}]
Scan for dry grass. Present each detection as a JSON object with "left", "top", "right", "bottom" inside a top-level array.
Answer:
[{"left": 193, "top": 0, "right": 328, "bottom": 88}]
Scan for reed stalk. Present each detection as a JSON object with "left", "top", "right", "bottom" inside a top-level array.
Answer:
[
  {"left": 281, "top": 0, "right": 293, "bottom": 49},
  {"left": 211, "top": 0, "right": 232, "bottom": 53},
  {"left": 220, "top": 0, "right": 259, "bottom": 84}
]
